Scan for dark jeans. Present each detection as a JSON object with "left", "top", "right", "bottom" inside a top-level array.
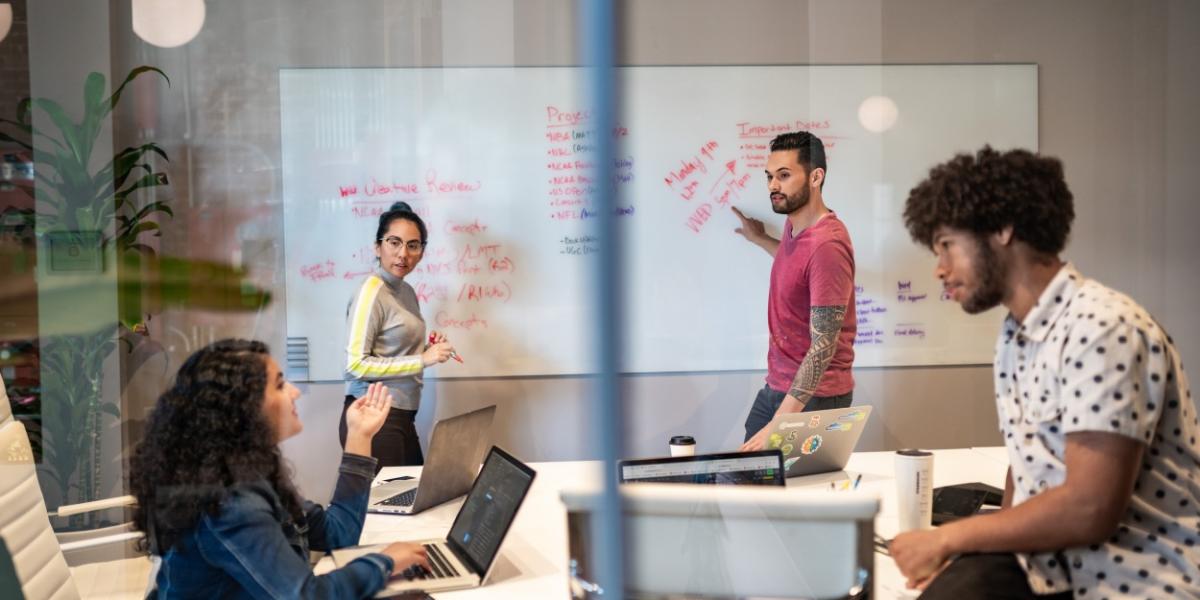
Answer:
[
  {"left": 339, "top": 395, "right": 424, "bottom": 467},
  {"left": 919, "top": 553, "right": 1072, "bottom": 600},
  {"left": 743, "top": 384, "right": 853, "bottom": 442}
]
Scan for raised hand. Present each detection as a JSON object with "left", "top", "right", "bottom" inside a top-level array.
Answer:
[{"left": 345, "top": 382, "right": 392, "bottom": 452}]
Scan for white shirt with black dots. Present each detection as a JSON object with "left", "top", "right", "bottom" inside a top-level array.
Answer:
[{"left": 994, "top": 263, "right": 1199, "bottom": 598}]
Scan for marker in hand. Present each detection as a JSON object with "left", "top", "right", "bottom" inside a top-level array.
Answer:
[{"left": 429, "top": 332, "right": 464, "bottom": 363}]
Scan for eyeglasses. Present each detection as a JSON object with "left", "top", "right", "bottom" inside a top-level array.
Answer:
[{"left": 378, "top": 236, "right": 426, "bottom": 253}]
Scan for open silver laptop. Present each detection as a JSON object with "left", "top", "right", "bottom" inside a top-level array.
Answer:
[
  {"left": 335, "top": 446, "right": 537, "bottom": 595},
  {"left": 367, "top": 405, "right": 496, "bottom": 515},
  {"left": 764, "top": 405, "right": 872, "bottom": 477}
]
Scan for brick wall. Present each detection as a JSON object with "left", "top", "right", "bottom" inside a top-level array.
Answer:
[{"left": 0, "top": 0, "right": 28, "bottom": 145}]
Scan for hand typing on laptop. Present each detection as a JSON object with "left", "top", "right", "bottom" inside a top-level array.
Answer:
[{"left": 382, "top": 542, "right": 431, "bottom": 578}]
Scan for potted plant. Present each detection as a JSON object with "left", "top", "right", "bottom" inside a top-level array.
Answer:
[{"left": 0, "top": 66, "right": 271, "bottom": 524}]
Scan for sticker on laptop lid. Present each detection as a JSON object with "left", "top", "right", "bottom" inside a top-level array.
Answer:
[
  {"left": 809, "top": 415, "right": 821, "bottom": 427},
  {"left": 825, "top": 422, "right": 852, "bottom": 432},
  {"left": 838, "top": 409, "right": 868, "bottom": 422},
  {"left": 768, "top": 433, "right": 783, "bottom": 449},
  {"left": 801, "top": 434, "right": 822, "bottom": 455},
  {"left": 785, "top": 430, "right": 799, "bottom": 442},
  {"left": 780, "top": 443, "right": 794, "bottom": 456},
  {"left": 784, "top": 457, "right": 800, "bottom": 470}
]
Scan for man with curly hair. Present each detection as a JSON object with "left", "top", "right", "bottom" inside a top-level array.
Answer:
[
  {"left": 890, "top": 146, "right": 1198, "bottom": 599},
  {"left": 732, "top": 131, "right": 857, "bottom": 451}
]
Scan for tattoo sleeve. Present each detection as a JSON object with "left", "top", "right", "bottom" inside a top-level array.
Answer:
[{"left": 787, "top": 305, "right": 848, "bottom": 406}]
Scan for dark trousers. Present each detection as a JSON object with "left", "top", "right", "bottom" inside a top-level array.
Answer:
[
  {"left": 919, "top": 553, "right": 1072, "bottom": 600},
  {"left": 339, "top": 395, "right": 424, "bottom": 467},
  {"left": 743, "top": 384, "right": 853, "bottom": 442}
]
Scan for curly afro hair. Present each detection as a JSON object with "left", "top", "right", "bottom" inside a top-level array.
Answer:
[
  {"left": 903, "top": 146, "right": 1075, "bottom": 255},
  {"left": 130, "top": 339, "right": 304, "bottom": 554}
]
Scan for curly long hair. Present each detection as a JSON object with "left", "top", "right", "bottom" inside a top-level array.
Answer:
[
  {"left": 903, "top": 146, "right": 1075, "bottom": 255},
  {"left": 130, "top": 339, "right": 304, "bottom": 553}
]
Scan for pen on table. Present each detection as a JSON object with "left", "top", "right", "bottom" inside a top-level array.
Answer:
[
  {"left": 853, "top": 473, "right": 863, "bottom": 489},
  {"left": 428, "top": 333, "right": 464, "bottom": 363}
]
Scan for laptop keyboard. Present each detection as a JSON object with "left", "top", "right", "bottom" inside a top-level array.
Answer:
[
  {"left": 402, "top": 544, "right": 462, "bottom": 580},
  {"left": 378, "top": 487, "right": 418, "bottom": 507}
]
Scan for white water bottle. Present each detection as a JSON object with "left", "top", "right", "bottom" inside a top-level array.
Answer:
[{"left": 895, "top": 449, "right": 934, "bottom": 532}]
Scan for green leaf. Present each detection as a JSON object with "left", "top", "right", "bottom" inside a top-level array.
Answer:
[
  {"left": 100, "top": 143, "right": 169, "bottom": 191},
  {"left": 123, "top": 242, "right": 155, "bottom": 256},
  {"left": 73, "top": 206, "right": 96, "bottom": 231},
  {"left": 103, "top": 66, "right": 169, "bottom": 121},
  {"left": 16, "top": 97, "right": 31, "bottom": 125},
  {"left": 0, "top": 117, "right": 66, "bottom": 151},
  {"left": 91, "top": 198, "right": 117, "bottom": 231},
  {"left": 83, "top": 73, "right": 105, "bottom": 116},
  {"left": 113, "top": 171, "right": 169, "bottom": 208},
  {"left": 80, "top": 72, "right": 107, "bottom": 151},
  {"left": 124, "top": 221, "right": 160, "bottom": 238},
  {"left": 0, "top": 130, "right": 31, "bottom": 150},
  {"left": 98, "top": 403, "right": 121, "bottom": 419},
  {"left": 30, "top": 147, "right": 64, "bottom": 175},
  {"left": 34, "top": 98, "right": 85, "bottom": 166},
  {"left": 126, "top": 200, "right": 174, "bottom": 227},
  {"left": 111, "top": 163, "right": 152, "bottom": 198}
]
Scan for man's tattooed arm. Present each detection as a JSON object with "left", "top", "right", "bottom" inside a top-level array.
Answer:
[{"left": 785, "top": 305, "right": 848, "bottom": 408}]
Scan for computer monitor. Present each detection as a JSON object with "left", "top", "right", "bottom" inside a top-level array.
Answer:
[{"left": 617, "top": 450, "right": 785, "bottom": 486}]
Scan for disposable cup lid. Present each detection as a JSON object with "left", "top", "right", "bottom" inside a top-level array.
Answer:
[{"left": 669, "top": 435, "right": 696, "bottom": 445}]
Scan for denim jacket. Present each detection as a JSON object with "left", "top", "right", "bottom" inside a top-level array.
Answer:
[{"left": 151, "top": 453, "right": 394, "bottom": 599}]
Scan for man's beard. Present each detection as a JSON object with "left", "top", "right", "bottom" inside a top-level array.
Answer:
[
  {"left": 962, "top": 235, "right": 1007, "bottom": 314},
  {"left": 771, "top": 184, "right": 810, "bottom": 215}
]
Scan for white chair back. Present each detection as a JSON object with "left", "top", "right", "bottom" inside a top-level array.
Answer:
[
  {"left": 562, "top": 483, "right": 878, "bottom": 599},
  {"left": 0, "top": 377, "right": 81, "bottom": 600},
  {"left": 0, "top": 375, "right": 13, "bottom": 426}
]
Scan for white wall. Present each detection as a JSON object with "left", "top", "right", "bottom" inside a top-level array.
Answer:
[{"left": 111, "top": 0, "right": 1199, "bottom": 502}]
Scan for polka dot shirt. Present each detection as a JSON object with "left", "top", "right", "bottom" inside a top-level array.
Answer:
[{"left": 995, "top": 264, "right": 1199, "bottom": 598}]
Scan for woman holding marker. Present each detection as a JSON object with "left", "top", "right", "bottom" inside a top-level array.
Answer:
[{"left": 341, "top": 201, "right": 456, "bottom": 466}]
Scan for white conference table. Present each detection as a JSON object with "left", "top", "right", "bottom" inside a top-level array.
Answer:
[{"left": 318, "top": 447, "right": 1011, "bottom": 599}]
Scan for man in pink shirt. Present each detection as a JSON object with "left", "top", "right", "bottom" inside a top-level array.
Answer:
[{"left": 733, "top": 132, "right": 857, "bottom": 451}]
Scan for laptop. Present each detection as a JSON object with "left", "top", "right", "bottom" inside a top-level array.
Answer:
[
  {"left": 617, "top": 450, "right": 785, "bottom": 486},
  {"left": 763, "top": 405, "right": 872, "bottom": 477},
  {"left": 334, "top": 446, "right": 537, "bottom": 595},
  {"left": 367, "top": 405, "right": 496, "bottom": 515}
]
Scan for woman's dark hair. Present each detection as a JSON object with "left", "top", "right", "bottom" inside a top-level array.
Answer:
[
  {"left": 903, "top": 146, "right": 1075, "bottom": 255},
  {"left": 130, "top": 339, "right": 304, "bottom": 553},
  {"left": 375, "top": 201, "right": 428, "bottom": 245}
]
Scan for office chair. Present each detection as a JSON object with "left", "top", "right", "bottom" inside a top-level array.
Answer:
[{"left": 0, "top": 377, "right": 152, "bottom": 599}]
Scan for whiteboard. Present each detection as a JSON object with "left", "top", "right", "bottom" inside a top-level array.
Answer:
[{"left": 279, "top": 65, "right": 1036, "bottom": 380}]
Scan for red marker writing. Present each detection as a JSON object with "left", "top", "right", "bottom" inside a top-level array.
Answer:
[{"left": 429, "top": 332, "right": 464, "bottom": 363}]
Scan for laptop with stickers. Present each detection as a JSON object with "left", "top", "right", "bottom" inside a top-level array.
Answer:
[{"left": 763, "top": 405, "right": 872, "bottom": 478}]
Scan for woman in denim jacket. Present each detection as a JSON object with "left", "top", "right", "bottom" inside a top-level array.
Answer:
[{"left": 130, "top": 339, "right": 429, "bottom": 598}]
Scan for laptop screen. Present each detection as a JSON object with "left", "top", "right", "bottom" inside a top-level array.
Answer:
[
  {"left": 445, "top": 446, "right": 536, "bottom": 577},
  {"left": 618, "top": 450, "right": 785, "bottom": 486}
]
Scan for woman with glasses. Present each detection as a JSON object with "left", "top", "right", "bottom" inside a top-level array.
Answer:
[{"left": 342, "top": 201, "right": 455, "bottom": 466}]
